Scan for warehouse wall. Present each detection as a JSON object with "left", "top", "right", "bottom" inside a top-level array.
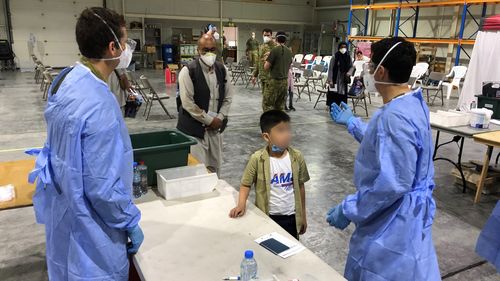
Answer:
[
  {"left": 108, "top": 0, "right": 314, "bottom": 62},
  {"left": 10, "top": 0, "right": 103, "bottom": 70},
  {"left": 125, "top": 17, "right": 303, "bottom": 61},
  {"left": 314, "top": 2, "right": 499, "bottom": 67},
  {"left": 119, "top": 0, "right": 314, "bottom": 25}
]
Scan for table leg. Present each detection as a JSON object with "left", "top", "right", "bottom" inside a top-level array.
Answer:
[
  {"left": 474, "top": 146, "right": 493, "bottom": 204},
  {"left": 458, "top": 137, "right": 466, "bottom": 193},
  {"left": 432, "top": 131, "right": 467, "bottom": 192},
  {"left": 432, "top": 130, "right": 441, "bottom": 160}
]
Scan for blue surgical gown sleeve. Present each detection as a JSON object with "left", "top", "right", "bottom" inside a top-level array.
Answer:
[
  {"left": 342, "top": 112, "right": 420, "bottom": 224},
  {"left": 347, "top": 117, "right": 368, "bottom": 143},
  {"left": 476, "top": 201, "right": 500, "bottom": 272},
  {"left": 82, "top": 120, "right": 140, "bottom": 231}
]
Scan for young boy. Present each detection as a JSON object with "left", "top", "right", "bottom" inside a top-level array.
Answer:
[{"left": 229, "top": 110, "right": 309, "bottom": 239}]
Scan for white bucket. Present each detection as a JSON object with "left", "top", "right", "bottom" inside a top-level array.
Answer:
[{"left": 469, "top": 108, "right": 493, "bottom": 129}]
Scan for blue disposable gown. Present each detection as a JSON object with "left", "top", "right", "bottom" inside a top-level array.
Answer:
[
  {"left": 475, "top": 201, "right": 500, "bottom": 272},
  {"left": 27, "top": 63, "right": 141, "bottom": 281},
  {"left": 341, "top": 88, "right": 441, "bottom": 281}
]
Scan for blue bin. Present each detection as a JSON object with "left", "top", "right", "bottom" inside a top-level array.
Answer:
[{"left": 162, "top": 44, "right": 174, "bottom": 66}]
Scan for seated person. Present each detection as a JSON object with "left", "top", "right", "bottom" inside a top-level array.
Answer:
[
  {"left": 229, "top": 110, "right": 309, "bottom": 240},
  {"left": 355, "top": 50, "right": 370, "bottom": 62}
]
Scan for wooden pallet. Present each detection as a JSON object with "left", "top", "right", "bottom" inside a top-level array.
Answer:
[{"left": 452, "top": 162, "right": 500, "bottom": 194}]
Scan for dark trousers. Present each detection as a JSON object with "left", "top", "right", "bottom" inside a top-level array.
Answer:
[
  {"left": 270, "top": 214, "right": 298, "bottom": 240},
  {"left": 286, "top": 86, "right": 293, "bottom": 108}
]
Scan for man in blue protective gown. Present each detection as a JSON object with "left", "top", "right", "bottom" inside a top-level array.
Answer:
[
  {"left": 476, "top": 201, "right": 500, "bottom": 272},
  {"left": 26, "top": 7, "right": 143, "bottom": 281},
  {"left": 327, "top": 37, "right": 441, "bottom": 281}
]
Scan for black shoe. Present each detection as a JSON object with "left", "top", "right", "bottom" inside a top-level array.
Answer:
[
  {"left": 289, "top": 106, "right": 296, "bottom": 111},
  {"left": 285, "top": 106, "right": 290, "bottom": 112}
]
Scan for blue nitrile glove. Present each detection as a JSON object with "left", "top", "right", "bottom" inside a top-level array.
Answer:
[
  {"left": 127, "top": 225, "right": 144, "bottom": 254},
  {"left": 330, "top": 102, "right": 355, "bottom": 127},
  {"left": 326, "top": 204, "right": 351, "bottom": 230}
]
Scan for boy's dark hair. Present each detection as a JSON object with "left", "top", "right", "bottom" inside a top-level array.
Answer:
[
  {"left": 76, "top": 7, "right": 126, "bottom": 59},
  {"left": 276, "top": 31, "right": 287, "bottom": 44},
  {"left": 338, "top": 42, "right": 347, "bottom": 49},
  {"left": 356, "top": 50, "right": 363, "bottom": 55},
  {"left": 260, "top": 110, "right": 290, "bottom": 133},
  {"left": 262, "top": 28, "right": 272, "bottom": 34},
  {"left": 371, "top": 37, "right": 416, "bottom": 83}
]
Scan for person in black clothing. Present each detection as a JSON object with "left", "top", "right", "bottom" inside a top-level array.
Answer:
[{"left": 326, "top": 42, "right": 353, "bottom": 108}]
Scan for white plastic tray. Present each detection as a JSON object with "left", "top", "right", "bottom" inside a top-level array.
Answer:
[
  {"left": 430, "top": 110, "right": 470, "bottom": 127},
  {"left": 156, "top": 164, "right": 218, "bottom": 200}
]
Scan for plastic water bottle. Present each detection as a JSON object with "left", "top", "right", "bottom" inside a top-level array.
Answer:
[
  {"left": 240, "top": 250, "right": 257, "bottom": 281},
  {"left": 133, "top": 162, "right": 142, "bottom": 198},
  {"left": 137, "top": 161, "right": 148, "bottom": 195},
  {"left": 470, "top": 101, "right": 477, "bottom": 110}
]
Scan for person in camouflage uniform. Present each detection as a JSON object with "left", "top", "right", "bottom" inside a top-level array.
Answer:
[
  {"left": 252, "top": 28, "right": 276, "bottom": 99},
  {"left": 263, "top": 31, "right": 293, "bottom": 112},
  {"left": 246, "top": 32, "right": 260, "bottom": 67}
]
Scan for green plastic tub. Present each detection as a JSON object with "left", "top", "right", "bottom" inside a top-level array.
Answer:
[{"left": 130, "top": 130, "right": 197, "bottom": 186}]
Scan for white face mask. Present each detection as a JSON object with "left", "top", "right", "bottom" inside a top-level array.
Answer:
[
  {"left": 362, "top": 41, "right": 406, "bottom": 93},
  {"left": 339, "top": 48, "right": 347, "bottom": 54},
  {"left": 213, "top": 32, "right": 220, "bottom": 40},
  {"left": 116, "top": 43, "right": 133, "bottom": 69},
  {"left": 200, "top": 52, "right": 217, "bottom": 67},
  {"left": 91, "top": 13, "right": 136, "bottom": 69},
  {"left": 263, "top": 36, "right": 271, "bottom": 44},
  {"left": 97, "top": 39, "right": 135, "bottom": 69}
]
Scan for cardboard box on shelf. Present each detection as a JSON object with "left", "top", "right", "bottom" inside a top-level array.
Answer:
[
  {"left": 155, "top": 60, "right": 164, "bottom": 70},
  {"left": 167, "top": 64, "right": 179, "bottom": 70},
  {"left": 146, "top": 45, "right": 156, "bottom": 54},
  {"left": 451, "top": 162, "right": 500, "bottom": 194}
]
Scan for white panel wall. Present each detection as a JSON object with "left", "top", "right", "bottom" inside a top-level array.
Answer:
[{"left": 11, "top": 0, "right": 102, "bottom": 70}]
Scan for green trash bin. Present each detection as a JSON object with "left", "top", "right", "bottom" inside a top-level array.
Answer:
[
  {"left": 477, "top": 95, "right": 500, "bottom": 120},
  {"left": 130, "top": 130, "right": 197, "bottom": 186}
]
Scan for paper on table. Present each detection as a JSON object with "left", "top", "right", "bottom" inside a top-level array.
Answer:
[
  {"left": 490, "top": 119, "right": 500, "bottom": 125},
  {"left": 255, "top": 232, "right": 305, "bottom": 259},
  {"left": 0, "top": 185, "right": 15, "bottom": 202}
]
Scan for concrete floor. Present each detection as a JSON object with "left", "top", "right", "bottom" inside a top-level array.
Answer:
[{"left": 0, "top": 68, "right": 499, "bottom": 280}]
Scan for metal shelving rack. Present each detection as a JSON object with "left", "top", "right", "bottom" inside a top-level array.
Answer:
[{"left": 347, "top": 0, "right": 500, "bottom": 65}]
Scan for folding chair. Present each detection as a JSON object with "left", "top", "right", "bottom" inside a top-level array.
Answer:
[
  {"left": 306, "top": 56, "right": 322, "bottom": 70},
  {"left": 309, "top": 64, "right": 325, "bottom": 86},
  {"left": 421, "top": 72, "right": 447, "bottom": 106},
  {"left": 139, "top": 76, "right": 174, "bottom": 120},
  {"left": 314, "top": 83, "right": 328, "bottom": 109},
  {"left": 349, "top": 88, "right": 369, "bottom": 117},
  {"left": 225, "top": 57, "right": 235, "bottom": 72},
  {"left": 292, "top": 61, "right": 304, "bottom": 82},
  {"left": 245, "top": 63, "right": 259, "bottom": 89},
  {"left": 42, "top": 71, "right": 54, "bottom": 100},
  {"left": 40, "top": 67, "right": 58, "bottom": 93},
  {"left": 35, "top": 61, "right": 47, "bottom": 84},
  {"left": 301, "top": 54, "right": 314, "bottom": 67},
  {"left": 293, "top": 54, "right": 304, "bottom": 64},
  {"left": 294, "top": 69, "right": 313, "bottom": 101},
  {"left": 231, "top": 59, "right": 249, "bottom": 85}
]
